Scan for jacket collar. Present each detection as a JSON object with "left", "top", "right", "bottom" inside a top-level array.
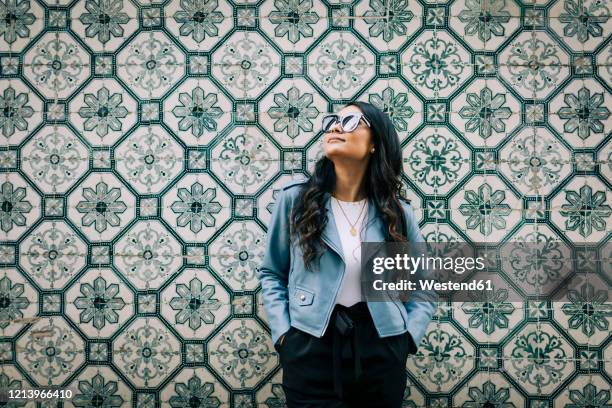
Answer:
[{"left": 321, "top": 192, "right": 386, "bottom": 264}]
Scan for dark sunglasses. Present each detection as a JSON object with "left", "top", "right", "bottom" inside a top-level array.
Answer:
[{"left": 321, "top": 112, "right": 371, "bottom": 133}]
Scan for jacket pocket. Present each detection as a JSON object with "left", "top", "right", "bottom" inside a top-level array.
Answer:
[{"left": 293, "top": 286, "right": 314, "bottom": 306}]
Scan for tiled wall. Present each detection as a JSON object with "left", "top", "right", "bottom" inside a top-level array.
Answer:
[{"left": 1, "top": 0, "right": 610, "bottom": 406}]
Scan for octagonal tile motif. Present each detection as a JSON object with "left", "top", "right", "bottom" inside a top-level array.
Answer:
[
  {"left": 113, "top": 220, "right": 183, "bottom": 290},
  {"left": 16, "top": 316, "right": 85, "bottom": 386},
  {"left": 163, "top": 78, "right": 233, "bottom": 146},
  {"left": 21, "top": 124, "right": 89, "bottom": 194},
  {"left": 450, "top": 78, "right": 521, "bottom": 148},
  {"left": 160, "top": 268, "right": 231, "bottom": 340},
  {"left": 71, "top": 0, "right": 139, "bottom": 53},
  {"left": 306, "top": 31, "right": 376, "bottom": 100},
  {"left": 0, "top": 79, "right": 43, "bottom": 146},
  {"left": 112, "top": 317, "right": 181, "bottom": 388},
  {"left": 18, "top": 220, "right": 87, "bottom": 289},
  {"left": 208, "top": 220, "right": 267, "bottom": 291},
  {"left": 400, "top": 29, "right": 473, "bottom": 99},
  {"left": 115, "top": 125, "right": 185, "bottom": 194},
  {"left": 67, "top": 172, "right": 137, "bottom": 242},
  {"left": 161, "top": 173, "right": 231, "bottom": 243},
  {"left": 402, "top": 125, "right": 471, "bottom": 196},
  {"left": 23, "top": 32, "right": 91, "bottom": 99},
  {"left": 499, "top": 127, "right": 572, "bottom": 196},
  {"left": 116, "top": 30, "right": 186, "bottom": 99},
  {"left": 498, "top": 30, "right": 571, "bottom": 100},
  {"left": 502, "top": 322, "right": 575, "bottom": 396},
  {"left": 210, "top": 126, "right": 281, "bottom": 195},
  {"left": 208, "top": 318, "right": 279, "bottom": 389},
  {"left": 211, "top": 31, "right": 281, "bottom": 100}
]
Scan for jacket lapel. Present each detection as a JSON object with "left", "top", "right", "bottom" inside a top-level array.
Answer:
[{"left": 321, "top": 193, "right": 386, "bottom": 265}]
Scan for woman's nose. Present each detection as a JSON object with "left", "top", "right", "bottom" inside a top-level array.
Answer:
[{"left": 330, "top": 121, "right": 343, "bottom": 133}]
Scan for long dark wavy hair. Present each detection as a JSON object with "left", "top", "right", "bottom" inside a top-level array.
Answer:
[{"left": 289, "top": 101, "right": 410, "bottom": 272}]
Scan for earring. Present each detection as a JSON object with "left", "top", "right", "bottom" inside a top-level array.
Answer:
[{"left": 371, "top": 147, "right": 375, "bottom": 153}]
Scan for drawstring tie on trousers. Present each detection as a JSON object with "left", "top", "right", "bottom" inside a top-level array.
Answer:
[{"left": 331, "top": 302, "right": 368, "bottom": 399}]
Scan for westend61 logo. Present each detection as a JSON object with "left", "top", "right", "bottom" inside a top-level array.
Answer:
[{"left": 360, "top": 242, "right": 611, "bottom": 303}]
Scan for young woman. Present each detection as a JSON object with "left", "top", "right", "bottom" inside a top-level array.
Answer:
[{"left": 258, "top": 101, "right": 436, "bottom": 407}]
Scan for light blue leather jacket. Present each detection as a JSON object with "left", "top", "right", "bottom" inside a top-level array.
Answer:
[{"left": 258, "top": 178, "right": 437, "bottom": 350}]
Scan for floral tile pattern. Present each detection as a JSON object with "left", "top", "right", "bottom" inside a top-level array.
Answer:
[{"left": 1, "top": 0, "right": 610, "bottom": 406}]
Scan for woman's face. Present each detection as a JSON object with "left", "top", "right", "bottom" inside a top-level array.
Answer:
[{"left": 323, "top": 105, "right": 374, "bottom": 162}]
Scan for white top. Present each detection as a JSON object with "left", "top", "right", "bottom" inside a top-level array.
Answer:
[{"left": 330, "top": 196, "right": 368, "bottom": 307}]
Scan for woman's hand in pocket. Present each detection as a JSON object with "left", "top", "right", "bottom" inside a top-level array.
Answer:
[{"left": 274, "top": 328, "right": 291, "bottom": 352}]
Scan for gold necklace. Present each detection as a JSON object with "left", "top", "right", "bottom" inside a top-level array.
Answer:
[{"left": 334, "top": 197, "right": 367, "bottom": 236}]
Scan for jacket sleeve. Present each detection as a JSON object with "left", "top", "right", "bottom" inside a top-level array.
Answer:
[
  {"left": 257, "top": 187, "right": 292, "bottom": 346},
  {"left": 402, "top": 203, "right": 437, "bottom": 354}
]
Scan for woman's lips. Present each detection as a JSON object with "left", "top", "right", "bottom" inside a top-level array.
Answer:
[{"left": 328, "top": 137, "right": 345, "bottom": 143}]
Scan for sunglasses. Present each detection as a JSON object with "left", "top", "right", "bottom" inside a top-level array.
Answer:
[{"left": 321, "top": 112, "right": 371, "bottom": 133}]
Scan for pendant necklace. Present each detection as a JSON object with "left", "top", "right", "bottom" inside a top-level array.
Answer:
[{"left": 334, "top": 197, "right": 367, "bottom": 236}]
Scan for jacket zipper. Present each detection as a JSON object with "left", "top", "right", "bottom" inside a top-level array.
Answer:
[{"left": 320, "top": 234, "right": 345, "bottom": 335}]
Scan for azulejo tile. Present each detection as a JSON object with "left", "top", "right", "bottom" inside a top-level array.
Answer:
[
  {"left": 210, "top": 126, "right": 281, "bottom": 195},
  {"left": 0, "top": 0, "right": 44, "bottom": 52},
  {"left": 449, "top": 174, "right": 522, "bottom": 241},
  {"left": 208, "top": 220, "right": 267, "bottom": 290},
  {"left": 548, "top": 77, "right": 611, "bottom": 149},
  {"left": 259, "top": 0, "right": 328, "bottom": 53},
  {"left": 65, "top": 365, "right": 133, "bottom": 407},
  {"left": 161, "top": 173, "right": 232, "bottom": 243},
  {"left": 402, "top": 125, "right": 471, "bottom": 195},
  {"left": 18, "top": 220, "right": 87, "bottom": 289},
  {"left": 362, "top": 77, "right": 424, "bottom": 142},
  {"left": 552, "top": 273, "right": 611, "bottom": 347},
  {"left": 162, "top": 77, "right": 233, "bottom": 146},
  {"left": 449, "top": 0, "right": 521, "bottom": 52},
  {"left": 159, "top": 367, "right": 230, "bottom": 406},
  {"left": 450, "top": 78, "right": 521, "bottom": 148},
  {"left": 64, "top": 267, "right": 135, "bottom": 338},
  {"left": 164, "top": 0, "right": 232, "bottom": 52},
  {"left": 211, "top": 31, "right": 282, "bottom": 99},
  {"left": 70, "top": 0, "right": 139, "bottom": 53},
  {"left": 550, "top": 175, "right": 611, "bottom": 242},
  {"left": 23, "top": 31, "right": 91, "bottom": 99},
  {"left": 21, "top": 124, "right": 89, "bottom": 194},
  {"left": 113, "top": 220, "right": 183, "bottom": 290},
  {"left": 68, "top": 78, "right": 138, "bottom": 146},
  {"left": 207, "top": 318, "right": 279, "bottom": 389},
  {"left": 115, "top": 124, "right": 185, "bottom": 194},
  {"left": 15, "top": 316, "right": 86, "bottom": 386},
  {"left": 406, "top": 322, "right": 476, "bottom": 393},
  {"left": 112, "top": 317, "right": 181, "bottom": 388},
  {"left": 553, "top": 374, "right": 612, "bottom": 407},
  {"left": 0, "top": 268, "right": 38, "bottom": 337},
  {"left": 499, "top": 127, "right": 572, "bottom": 196},
  {"left": 353, "top": 0, "right": 423, "bottom": 51},
  {"left": 159, "top": 267, "right": 231, "bottom": 339},
  {"left": 500, "top": 224, "right": 573, "bottom": 297},
  {"left": 0, "top": 79, "right": 44, "bottom": 146},
  {"left": 548, "top": 0, "right": 610, "bottom": 52},
  {"left": 306, "top": 30, "right": 376, "bottom": 99},
  {"left": 116, "top": 30, "right": 186, "bottom": 99},
  {"left": 502, "top": 322, "right": 576, "bottom": 395},
  {"left": 0, "top": 173, "right": 42, "bottom": 240},
  {"left": 66, "top": 172, "right": 137, "bottom": 242},
  {"left": 258, "top": 77, "right": 328, "bottom": 148},
  {"left": 452, "top": 372, "right": 525, "bottom": 407},
  {"left": 498, "top": 30, "right": 571, "bottom": 100},
  {"left": 401, "top": 29, "right": 474, "bottom": 98}
]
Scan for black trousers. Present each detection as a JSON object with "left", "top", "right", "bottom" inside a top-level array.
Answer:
[{"left": 275, "top": 302, "right": 411, "bottom": 408}]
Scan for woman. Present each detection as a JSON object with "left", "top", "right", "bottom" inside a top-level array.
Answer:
[{"left": 258, "top": 101, "right": 436, "bottom": 407}]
